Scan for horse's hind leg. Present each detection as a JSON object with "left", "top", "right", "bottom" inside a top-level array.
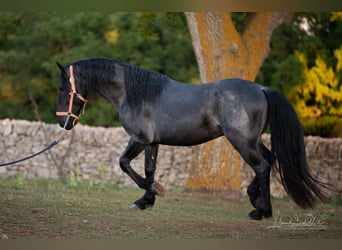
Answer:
[
  {"left": 247, "top": 144, "right": 272, "bottom": 210},
  {"left": 244, "top": 147, "right": 272, "bottom": 220},
  {"left": 132, "top": 144, "right": 165, "bottom": 209},
  {"left": 247, "top": 176, "right": 260, "bottom": 209},
  {"left": 226, "top": 132, "right": 272, "bottom": 220},
  {"left": 248, "top": 157, "right": 272, "bottom": 220}
]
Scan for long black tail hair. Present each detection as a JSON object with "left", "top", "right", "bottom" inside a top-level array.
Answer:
[{"left": 262, "top": 88, "right": 328, "bottom": 209}]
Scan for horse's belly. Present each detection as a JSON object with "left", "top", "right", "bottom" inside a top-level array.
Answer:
[
  {"left": 159, "top": 133, "right": 223, "bottom": 146},
  {"left": 156, "top": 118, "right": 223, "bottom": 146}
]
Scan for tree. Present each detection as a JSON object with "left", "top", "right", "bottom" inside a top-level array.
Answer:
[
  {"left": 184, "top": 12, "right": 293, "bottom": 193},
  {"left": 256, "top": 12, "right": 342, "bottom": 137}
]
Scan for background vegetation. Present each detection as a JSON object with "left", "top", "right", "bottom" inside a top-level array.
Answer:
[
  {"left": 256, "top": 12, "right": 342, "bottom": 137},
  {"left": 0, "top": 12, "right": 341, "bottom": 137}
]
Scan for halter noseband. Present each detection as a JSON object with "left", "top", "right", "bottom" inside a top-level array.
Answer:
[{"left": 56, "top": 65, "right": 88, "bottom": 123}]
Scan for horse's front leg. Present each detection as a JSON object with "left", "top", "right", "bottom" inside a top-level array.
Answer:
[
  {"left": 131, "top": 144, "right": 165, "bottom": 209},
  {"left": 119, "top": 138, "right": 149, "bottom": 210},
  {"left": 119, "top": 139, "right": 164, "bottom": 210}
]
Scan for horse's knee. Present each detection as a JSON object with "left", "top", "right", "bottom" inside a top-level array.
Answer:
[{"left": 119, "top": 156, "right": 129, "bottom": 173}]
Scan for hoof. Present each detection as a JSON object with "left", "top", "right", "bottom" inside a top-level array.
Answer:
[
  {"left": 249, "top": 209, "right": 263, "bottom": 220},
  {"left": 151, "top": 182, "right": 165, "bottom": 197},
  {"left": 248, "top": 209, "right": 272, "bottom": 220},
  {"left": 130, "top": 203, "right": 140, "bottom": 209},
  {"left": 130, "top": 202, "right": 153, "bottom": 210},
  {"left": 263, "top": 210, "right": 273, "bottom": 218}
]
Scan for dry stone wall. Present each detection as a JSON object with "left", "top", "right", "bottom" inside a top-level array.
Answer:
[
  {"left": 0, "top": 119, "right": 341, "bottom": 198},
  {"left": 0, "top": 119, "right": 192, "bottom": 189}
]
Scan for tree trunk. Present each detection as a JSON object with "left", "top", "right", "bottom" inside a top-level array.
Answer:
[{"left": 185, "top": 12, "right": 293, "bottom": 194}]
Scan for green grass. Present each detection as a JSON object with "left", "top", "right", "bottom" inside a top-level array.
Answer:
[{"left": 0, "top": 177, "right": 341, "bottom": 239}]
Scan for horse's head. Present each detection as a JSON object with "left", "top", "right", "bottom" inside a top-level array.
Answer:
[{"left": 56, "top": 62, "right": 88, "bottom": 130}]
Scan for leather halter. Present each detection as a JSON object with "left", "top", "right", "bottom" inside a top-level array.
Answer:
[{"left": 56, "top": 65, "right": 87, "bottom": 121}]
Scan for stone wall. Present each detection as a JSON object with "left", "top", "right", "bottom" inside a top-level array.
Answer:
[
  {"left": 0, "top": 119, "right": 192, "bottom": 189},
  {"left": 0, "top": 119, "right": 341, "bottom": 198}
]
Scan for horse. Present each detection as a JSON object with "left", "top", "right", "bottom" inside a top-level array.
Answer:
[{"left": 56, "top": 57, "right": 327, "bottom": 220}]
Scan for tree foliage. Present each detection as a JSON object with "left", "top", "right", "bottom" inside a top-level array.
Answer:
[
  {"left": 256, "top": 12, "right": 342, "bottom": 137},
  {"left": 287, "top": 50, "right": 342, "bottom": 137}
]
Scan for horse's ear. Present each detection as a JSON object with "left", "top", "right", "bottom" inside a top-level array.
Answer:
[{"left": 56, "top": 61, "right": 67, "bottom": 76}]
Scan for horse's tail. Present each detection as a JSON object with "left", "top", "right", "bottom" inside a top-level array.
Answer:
[{"left": 262, "top": 88, "right": 328, "bottom": 209}]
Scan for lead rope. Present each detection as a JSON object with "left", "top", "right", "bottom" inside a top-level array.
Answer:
[
  {"left": 1, "top": 64, "right": 85, "bottom": 167},
  {"left": 0, "top": 117, "right": 70, "bottom": 167}
]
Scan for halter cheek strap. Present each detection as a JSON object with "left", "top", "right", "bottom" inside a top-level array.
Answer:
[{"left": 56, "top": 65, "right": 88, "bottom": 121}]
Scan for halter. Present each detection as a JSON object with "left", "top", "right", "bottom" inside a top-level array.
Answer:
[{"left": 56, "top": 65, "right": 88, "bottom": 124}]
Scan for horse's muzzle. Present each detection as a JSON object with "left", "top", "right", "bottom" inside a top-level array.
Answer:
[{"left": 58, "top": 116, "right": 77, "bottom": 130}]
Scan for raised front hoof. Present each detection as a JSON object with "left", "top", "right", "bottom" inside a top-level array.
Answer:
[
  {"left": 151, "top": 182, "right": 165, "bottom": 197},
  {"left": 248, "top": 209, "right": 272, "bottom": 220}
]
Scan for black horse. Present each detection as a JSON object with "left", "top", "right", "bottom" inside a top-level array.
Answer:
[{"left": 56, "top": 57, "right": 327, "bottom": 220}]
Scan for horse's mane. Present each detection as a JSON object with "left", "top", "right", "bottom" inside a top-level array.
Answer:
[
  {"left": 123, "top": 63, "right": 169, "bottom": 112},
  {"left": 73, "top": 57, "right": 169, "bottom": 112}
]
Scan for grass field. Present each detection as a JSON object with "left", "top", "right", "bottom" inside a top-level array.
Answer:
[{"left": 0, "top": 177, "right": 341, "bottom": 239}]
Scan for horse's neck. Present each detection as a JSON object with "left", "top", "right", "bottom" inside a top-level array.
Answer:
[{"left": 94, "top": 64, "right": 126, "bottom": 110}]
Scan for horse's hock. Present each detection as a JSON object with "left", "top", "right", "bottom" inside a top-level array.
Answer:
[{"left": 0, "top": 119, "right": 341, "bottom": 198}]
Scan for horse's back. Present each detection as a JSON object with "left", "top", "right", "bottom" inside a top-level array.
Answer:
[{"left": 154, "top": 79, "right": 267, "bottom": 146}]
